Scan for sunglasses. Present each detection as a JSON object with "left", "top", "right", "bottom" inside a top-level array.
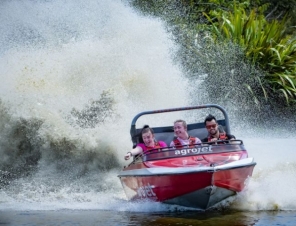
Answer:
[{"left": 206, "top": 123, "right": 217, "bottom": 129}]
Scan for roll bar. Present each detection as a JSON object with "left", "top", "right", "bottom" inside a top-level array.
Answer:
[{"left": 130, "top": 104, "right": 231, "bottom": 138}]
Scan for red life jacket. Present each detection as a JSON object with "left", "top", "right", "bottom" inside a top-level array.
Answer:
[
  {"left": 143, "top": 141, "right": 162, "bottom": 154},
  {"left": 208, "top": 133, "right": 227, "bottom": 142},
  {"left": 173, "top": 136, "right": 196, "bottom": 148}
]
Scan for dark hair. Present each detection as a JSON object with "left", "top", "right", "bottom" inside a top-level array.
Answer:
[
  {"left": 217, "top": 125, "right": 225, "bottom": 133},
  {"left": 141, "top": 125, "right": 154, "bottom": 135},
  {"left": 135, "top": 125, "right": 154, "bottom": 143},
  {"left": 204, "top": 114, "right": 217, "bottom": 125}
]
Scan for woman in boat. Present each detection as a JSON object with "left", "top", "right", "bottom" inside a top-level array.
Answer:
[
  {"left": 170, "top": 119, "right": 201, "bottom": 148},
  {"left": 124, "top": 125, "right": 167, "bottom": 160}
]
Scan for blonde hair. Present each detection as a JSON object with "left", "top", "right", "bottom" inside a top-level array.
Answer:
[{"left": 174, "top": 119, "right": 187, "bottom": 129}]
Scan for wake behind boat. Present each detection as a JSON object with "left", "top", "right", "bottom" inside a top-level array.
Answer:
[{"left": 118, "top": 104, "right": 256, "bottom": 210}]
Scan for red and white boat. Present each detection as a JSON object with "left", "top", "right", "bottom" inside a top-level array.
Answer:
[{"left": 118, "top": 104, "right": 256, "bottom": 210}]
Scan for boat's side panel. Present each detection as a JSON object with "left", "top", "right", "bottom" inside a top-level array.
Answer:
[
  {"left": 213, "top": 164, "right": 256, "bottom": 192},
  {"left": 119, "top": 172, "right": 213, "bottom": 203}
]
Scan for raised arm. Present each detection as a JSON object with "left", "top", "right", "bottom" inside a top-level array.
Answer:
[{"left": 124, "top": 146, "right": 143, "bottom": 160}]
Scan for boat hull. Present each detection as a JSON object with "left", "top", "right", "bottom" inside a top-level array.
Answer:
[{"left": 118, "top": 159, "right": 255, "bottom": 210}]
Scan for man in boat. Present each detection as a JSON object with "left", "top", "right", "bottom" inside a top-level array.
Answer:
[
  {"left": 202, "top": 114, "right": 235, "bottom": 143},
  {"left": 170, "top": 119, "right": 202, "bottom": 148}
]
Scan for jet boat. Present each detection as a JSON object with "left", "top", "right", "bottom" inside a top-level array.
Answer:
[{"left": 118, "top": 104, "right": 256, "bottom": 210}]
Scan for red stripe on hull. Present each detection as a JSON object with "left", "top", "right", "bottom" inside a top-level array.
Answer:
[
  {"left": 214, "top": 165, "right": 256, "bottom": 192},
  {"left": 120, "top": 172, "right": 213, "bottom": 202}
]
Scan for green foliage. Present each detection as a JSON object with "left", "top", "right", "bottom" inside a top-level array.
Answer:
[
  {"left": 204, "top": 6, "right": 296, "bottom": 103},
  {"left": 128, "top": 0, "right": 296, "bottom": 120},
  {"left": 261, "top": 0, "right": 296, "bottom": 34}
]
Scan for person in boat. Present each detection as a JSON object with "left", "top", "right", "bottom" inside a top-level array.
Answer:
[
  {"left": 124, "top": 125, "right": 167, "bottom": 160},
  {"left": 201, "top": 114, "right": 235, "bottom": 143},
  {"left": 170, "top": 119, "right": 201, "bottom": 148}
]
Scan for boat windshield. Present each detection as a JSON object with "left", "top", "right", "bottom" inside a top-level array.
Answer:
[{"left": 141, "top": 140, "right": 244, "bottom": 162}]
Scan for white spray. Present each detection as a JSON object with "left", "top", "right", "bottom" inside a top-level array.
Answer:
[{"left": 0, "top": 0, "right": 295, "bottom": 212}]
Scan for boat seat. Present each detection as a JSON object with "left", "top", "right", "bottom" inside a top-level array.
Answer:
[{"left": 133, "top": 120, "right": 226, "bottom": 146}]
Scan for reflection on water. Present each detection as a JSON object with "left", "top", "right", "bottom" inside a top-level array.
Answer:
[{"left": 1, "top": 210, "right": 296, "bottom": 226}]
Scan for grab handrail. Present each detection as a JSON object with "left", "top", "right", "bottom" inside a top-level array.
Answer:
[{"left": 130, "top": 104, "right": 230, "bottom": 139}]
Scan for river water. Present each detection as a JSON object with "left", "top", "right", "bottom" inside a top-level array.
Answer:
[
  {"left": 0, "top": 0, "right": 296, "bottom": 225},
  {"left": 1, "top": 209, "right": 296, "bottom": 225},
  {"left": 1, "top": 139, "right": 296, "bottom": 225}
]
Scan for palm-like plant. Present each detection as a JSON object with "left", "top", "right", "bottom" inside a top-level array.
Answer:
[{"left": 204, "top": 6, "right": 296, "bottom": 103}]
